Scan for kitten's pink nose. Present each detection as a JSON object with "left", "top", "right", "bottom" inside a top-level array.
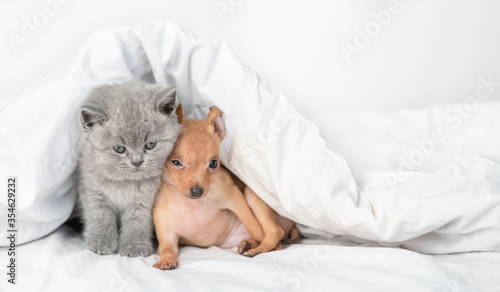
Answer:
[{"left": 132, "top": 160, "right": 144, "bottom": 168}]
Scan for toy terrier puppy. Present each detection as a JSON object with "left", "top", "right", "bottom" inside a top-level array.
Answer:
[{"left": 153, "top": 106, "right": 299, "bottom": 270}]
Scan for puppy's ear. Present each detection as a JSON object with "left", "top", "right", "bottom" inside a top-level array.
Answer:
[
  {"left": 207, "top": 106, "right": 226, "bottom": 140},
  {"left": 176, "top": 103, "right": 184, "bottom": 123},
  {"left": 80, "top": 105, "right": 107, "bottom": 131},
  {"left": 156, "top": 87, "right": 177, "bottom": 115}
]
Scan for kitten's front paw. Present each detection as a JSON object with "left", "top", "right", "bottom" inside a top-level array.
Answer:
[
  {"left": 85, "top": 231, "right": 118, "bottom": 255},
  {"left": 119, "top": 242, "right": 154, "bottom": 257}
]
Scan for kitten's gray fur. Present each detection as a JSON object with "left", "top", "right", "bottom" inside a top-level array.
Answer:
[{"left": 77, "top": 80, "right": 181, "bottom": 257}]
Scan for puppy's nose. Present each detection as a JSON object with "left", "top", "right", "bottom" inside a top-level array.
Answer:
[
  {"left": 190, "top": 187, "right": 204, "bottom": 198},
  {"left": 132, "top": 160, "right": 144, "bottom": 168}
]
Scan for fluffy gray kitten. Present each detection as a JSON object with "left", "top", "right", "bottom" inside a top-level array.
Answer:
[{"left": 77, "top": 80, "right": 181, "bottom": 257}]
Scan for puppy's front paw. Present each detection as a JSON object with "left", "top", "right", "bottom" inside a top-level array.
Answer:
[
  {"left": 119, "top": 242, "right": 154, "bottom": 257},
  {"left": 85, "top": 230, "right": 119, "bottom": 255},
  {"left": 153, "top": 260, "right": 178, "bottom": 270}
]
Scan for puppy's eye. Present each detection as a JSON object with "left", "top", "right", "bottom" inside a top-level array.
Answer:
[
  {"left": 209, "top": 159, "right": 219, "bottom": 170},
  {"left": 113, "top": 146, "right": 126, "bottom": 154},
  {"left": 171, "top": 159, "right": 182, "bottom": 167},
  {"left": 144, "top": 142, "right": 157, "bottom": 150}
]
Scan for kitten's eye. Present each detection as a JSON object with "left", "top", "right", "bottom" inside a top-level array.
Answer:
[
  {"left": 171, "top": 159, "right": 182, "bottom": 167},
  {"left": 144, "top": 142, "right": 157, "bottom": 150},
  {"left": 209, "top": 159, "right": 219, "bottom": 170},
  {"left": 113, "top": 145, "right": 126, "bottom": 154}
]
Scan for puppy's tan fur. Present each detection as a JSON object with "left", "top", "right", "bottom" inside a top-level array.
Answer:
[{"left": 153, "top": 106, "right": 299, "bottom": 270}]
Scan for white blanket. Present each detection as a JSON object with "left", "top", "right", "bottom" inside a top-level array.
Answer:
[
  {"left": 2, "top": 225, "right": 500, "bottom": 291},
  {"left": 1, "top": 20, "right": 499, "bottom": 257}
]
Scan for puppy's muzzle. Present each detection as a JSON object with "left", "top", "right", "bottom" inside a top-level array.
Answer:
[{"left": 190, "top": 187, "right": 204, "bottom": 199}]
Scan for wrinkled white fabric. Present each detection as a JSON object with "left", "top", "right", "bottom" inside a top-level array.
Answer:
[
  {"left": 2, "top": 225, "right": 500, "bottom": 292},
  {"left": 0, "top": 21, "right": 499, "bottom": 256}
]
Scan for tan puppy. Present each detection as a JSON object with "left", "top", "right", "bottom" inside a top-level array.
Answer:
[{"left": 153, "top": 106, "right": 299, "bottom": 270}]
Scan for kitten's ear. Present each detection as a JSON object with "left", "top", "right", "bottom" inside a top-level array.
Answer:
[
  {"left": 156, "top": 87, "right": 177, "bottom": 116},
  {"left": 79, "top": 105, "right": 107, "bottom": 131}
]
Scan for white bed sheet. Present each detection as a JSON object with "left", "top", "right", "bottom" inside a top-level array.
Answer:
[{"left": 1, "top": 225, "right": 499, "bottom": 292}]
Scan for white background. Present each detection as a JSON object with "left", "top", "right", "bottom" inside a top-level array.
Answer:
[{"left": 2, "top": 0, "right": 500, "bottom": 118}]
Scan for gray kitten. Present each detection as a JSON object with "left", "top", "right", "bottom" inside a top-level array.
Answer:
[{"left": 77, "top": 80, "right": 181, "bottom": 257}]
